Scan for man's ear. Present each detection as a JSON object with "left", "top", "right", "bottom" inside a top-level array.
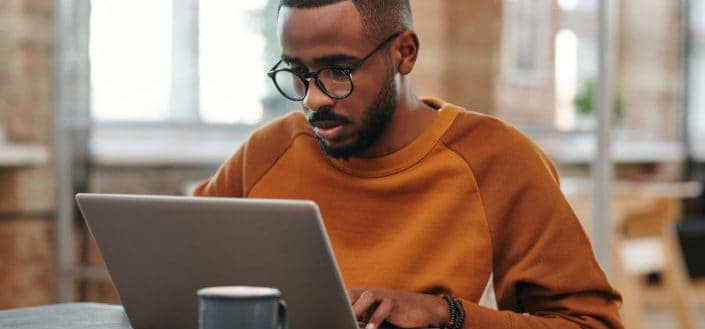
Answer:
[{"left": 395, "top": 31, "right": 419, "bottom": 75}]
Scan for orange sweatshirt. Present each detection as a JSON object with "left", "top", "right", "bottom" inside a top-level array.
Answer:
[{"left": 194, "top": 98, "right": 623, "bottom": 329}]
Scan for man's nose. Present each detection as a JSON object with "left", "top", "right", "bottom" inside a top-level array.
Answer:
[{"left": 303, "top": 80, "right": 335, "bottom": 112}]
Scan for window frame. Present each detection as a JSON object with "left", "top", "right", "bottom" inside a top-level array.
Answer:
[
  {"left": 687, "top": 0, "right": 705, "bottom": 161},
  {"left": 88, "top": 0, "right": 291, "bottom": 164},
  {"left": 89, "top": 0, "right": 284, "bottom": 126}
]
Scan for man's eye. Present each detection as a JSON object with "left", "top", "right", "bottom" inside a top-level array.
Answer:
[{"left": 328, "top": 69, "right": 350, "bottom": 82}]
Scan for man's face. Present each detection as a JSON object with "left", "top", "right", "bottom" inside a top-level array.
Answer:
[{"left": 277, "top": 2, "right": 398, "bottom": 159}]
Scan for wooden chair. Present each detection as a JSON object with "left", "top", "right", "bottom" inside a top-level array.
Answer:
[
  {"left": 617, "top": 197, "right": 700, "bottom": 329},
  {"left": 563, "top": 179, "right": 703, "bottom": 329}
]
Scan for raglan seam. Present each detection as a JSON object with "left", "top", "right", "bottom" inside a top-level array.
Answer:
[
  {"left": 244, "top": 132, "right": 313, "bottom": 197},
  {"left": 438, "top": 140, "right": 497, "bottom": 296}
]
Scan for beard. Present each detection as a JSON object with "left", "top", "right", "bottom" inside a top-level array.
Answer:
[{"left": 311, "top": 72, "right": 398, "bottom": 160}]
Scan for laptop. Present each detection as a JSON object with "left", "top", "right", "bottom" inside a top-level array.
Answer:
[{"left": 76, "top": 193, "right": 365, "bottom": 329}]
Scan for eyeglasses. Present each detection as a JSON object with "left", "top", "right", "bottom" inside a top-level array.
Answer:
[{"left": 267, "top": 32, "right": 402, "bottom": 102}]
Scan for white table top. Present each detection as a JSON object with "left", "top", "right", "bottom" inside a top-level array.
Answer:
[{"left": 561, "top": 177, "right": 703, "bottom": 198}]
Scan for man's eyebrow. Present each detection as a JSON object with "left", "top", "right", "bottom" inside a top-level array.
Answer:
[
  {"left": 281, "top": 54, "right": 303, "bottom": 64},
  {"left": 313, "top": 54, "right": 359, "bottom": 65},
  {"left": 280, "top": 53, "right": 359, "bottom": 66}
]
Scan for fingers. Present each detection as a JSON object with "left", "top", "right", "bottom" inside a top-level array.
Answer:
[
  {"left": 352, "top": 290, "right": 378, "bottom": 320},
  {"left": 365, "top": 298, "right": 394, "bottom": 329},
  {"left": 348, "top": 288, "right": 365, "bottom": 304}
]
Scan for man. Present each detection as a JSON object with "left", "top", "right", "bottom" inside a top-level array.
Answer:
[{"left": 195, "top": 1, "right": 624, "bottom": 328}]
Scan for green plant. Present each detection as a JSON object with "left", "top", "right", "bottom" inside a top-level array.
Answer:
[{"left": 573, "top": 80, "right": 624, "bottom": 125}]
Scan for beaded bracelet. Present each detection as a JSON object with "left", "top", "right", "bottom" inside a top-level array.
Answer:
[
  {"left": 455, "top": 298, "right": 465, "bottom": 329},
  {"left": 441, "top": 295, "right": 465, "bottom": 329},
  {"left": 441, "top": 295, "right": 456, "bottom": 329}
]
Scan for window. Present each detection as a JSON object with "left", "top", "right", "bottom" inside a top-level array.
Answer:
[
  {"left": 499, "top": 0, "right": 553, "bottom": 84},
  {"left": 496, "top": 0, "right": 597, "bottom": 131},
  {"left": 90, "top": 0, "right": 276, "bottom": 125},
  {"left": 90, "top": 0, "right": 174, "bottom": 121},
  {"left": 554, "top": 28, "right": 578, "bottom": 130},
  {"left": 199, "top": 1, "right": 266, "bottom": 124},
  {"left": 689, "top": 0, "right": 705, "bottom": 158},
  {"left": 554, "top": 0, "right": 598, "bottom": 131}
]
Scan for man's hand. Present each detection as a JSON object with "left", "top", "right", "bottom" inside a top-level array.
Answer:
[{"left": 347, "top": 288, "right": 450, "bottom": 329}]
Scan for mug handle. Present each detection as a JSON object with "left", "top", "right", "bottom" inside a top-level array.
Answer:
[{"left": 278, "top": 300, "right": 288, "bottom": 329}]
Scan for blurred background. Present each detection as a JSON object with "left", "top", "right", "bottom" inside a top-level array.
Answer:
[{"left": 1, "top": 0, "right": 704, "bottom": 328}]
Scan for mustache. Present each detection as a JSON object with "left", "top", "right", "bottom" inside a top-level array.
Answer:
[{"left": 306, "top": 108, "right": 351, "bottom": 125}]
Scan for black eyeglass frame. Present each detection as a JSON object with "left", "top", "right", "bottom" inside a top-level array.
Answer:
[{"left": 267, "top": 32, "right": 403, "bottom": 102}]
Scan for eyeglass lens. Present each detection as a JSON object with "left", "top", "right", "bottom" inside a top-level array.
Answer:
[{"left": 272, "top": 68, "right": 353, "bottom": 101}]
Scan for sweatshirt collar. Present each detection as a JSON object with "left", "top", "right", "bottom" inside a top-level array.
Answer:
[{"left": 328, "top": 97, "right": 461, "bottom": 178}]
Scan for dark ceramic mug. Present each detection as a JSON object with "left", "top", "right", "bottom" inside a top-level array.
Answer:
[{"left": 198, "top": 286, "right": 288, "bottom": 329}]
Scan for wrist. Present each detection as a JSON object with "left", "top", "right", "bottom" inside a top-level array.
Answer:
[
  {"left": 434, "top": 295, "right": 451, "bottom": 327},
  {"left": 439, "top": 295, "right": 465, "bottom": 329}
]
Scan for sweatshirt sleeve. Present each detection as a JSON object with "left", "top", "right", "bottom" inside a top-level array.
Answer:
[
  {"left": 193, "top": 145, "right": 246, "bottom": 197},
  {"left": 193, "top": 111, "right": 310, "bottom": 198},
  {"left": 444, "top": 116, "right": 623, "bottom": 329}
]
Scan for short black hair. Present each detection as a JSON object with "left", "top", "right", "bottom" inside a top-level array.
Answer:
[{"left": 278, "top": 0, "right": 413, "bottom": 42}]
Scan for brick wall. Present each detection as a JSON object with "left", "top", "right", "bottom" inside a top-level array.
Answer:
[
  {"left": 494, "top": 0, "right": 558, "bottom": 127},
  {"left": 0, "top": 0, "right": 56, "bottom": 308},
  {"left": 619, "top": 0, "right": 683, "bottom": 142},
  {"left": 411, "top": 0, "right": 502, "bottom": 114}
]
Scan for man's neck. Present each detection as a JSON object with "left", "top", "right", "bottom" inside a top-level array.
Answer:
[{"left": 359, "top": 90, "right": 438, "bottom": 158}]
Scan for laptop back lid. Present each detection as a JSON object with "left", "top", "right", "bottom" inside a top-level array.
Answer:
[{"left": 76, "top": 193, "right": 358, "bottom": 329}]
